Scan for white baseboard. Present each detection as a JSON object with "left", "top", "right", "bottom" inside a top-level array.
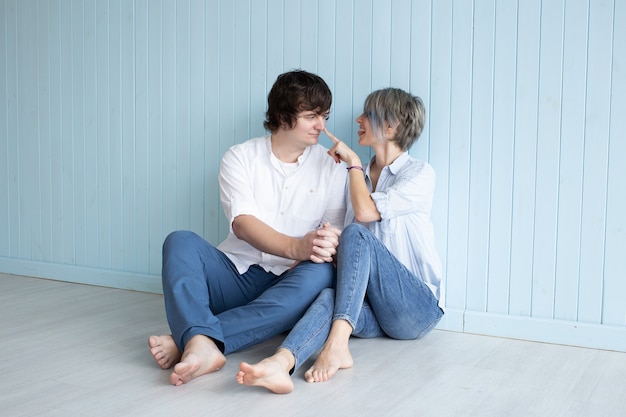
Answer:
[
  {"left": 0, "top": 257, "right": 162, "bottom": 294},
  {"left": 438, "top": 307, "right": 626, "bottom": 352}
]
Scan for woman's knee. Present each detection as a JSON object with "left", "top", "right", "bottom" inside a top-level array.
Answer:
[{"left": 341, "top": 223, "right": 367, "bottom": 240}]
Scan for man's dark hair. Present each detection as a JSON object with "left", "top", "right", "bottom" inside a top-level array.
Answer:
[{"left": 264, "top": 70, "right": 332, "bottom": 132}]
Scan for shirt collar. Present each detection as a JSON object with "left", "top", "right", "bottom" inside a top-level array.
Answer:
[
  {"left": 388, "top": 152, "right": 410, "bottom": 174},
  {"left": 366, "top": 151, "right": 410, "bottom": 176},
  {"left": 265, "top": 135, "right": 311, "bottom": 163}
]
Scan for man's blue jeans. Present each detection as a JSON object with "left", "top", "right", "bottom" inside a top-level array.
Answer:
[
  {"left": 280, "top": 223, "right": 443, "bottom": 371},
  {"left": 161, "top": 230, "right": 335, "bottom": 354}
]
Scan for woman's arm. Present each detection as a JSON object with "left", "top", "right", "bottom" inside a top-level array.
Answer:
[{"left": 325, "top": 128, "right": 381, "bottom": 223}]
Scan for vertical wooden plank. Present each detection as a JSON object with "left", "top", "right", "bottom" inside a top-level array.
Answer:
[
  {"left": 48, "top": 0, "right": 64, "bottom": 265},
  {"left": 578, "top": 0, "right": 612, "bottom": 324},
  {"left": 16, "top": 0, "right": 36, "bottom": 260},
  {"left": 316, "top": 0, "right": 335, "bottom": 84},
  {"left": 283, "top": 0, "right": 300, "bottom": 70},
  {"left": 445, "top": 0, "right": 473, "bottom": 311},
  {"left": 96, "top": 0, "right": 111, "bottom": 269},
  {"left": 316, "top": 0, "right": 336, "bottom": 142},
  {"left": 300, "top": 0, "right": 318, "bottom": 72},
  {"left": 390, "top": 0, "right": 411, "bottom": 88},
  {"left": 509, "top": 0, "right": 541, "bottom": 317},
  {"left": 603, "top": 0, "right": 626, "bottom": 326},
  {"left": 83, "top": 0, "right": 98, "bottom": 267},
  {"left": 189, "top": 0, "right": 205, "bottom": 239},
  {"left": 203, "top": 0, "right": 222, "bottom": 245},
  {"left": 248, "top": 0, "right": 268, "bottom": 139},
  {"left": 108, "top": 0, "right": 124, "bottom": 271},
  {"left": 134, "top": 0, "right": 149, "bottom": 272},
  {"left": 0, "top": 0, "right": 12, "bottom": 257},
  {"left": 120, "top": 0, "right": 135, "bottom": 271},
  {"left": 333, "top": 0, "right": 354, "bottom": 146},
  {"left": 37, "top": 0, "right": 53, "bottom": 263},
  {"left": 266, "top": 0, "right": 284, "bottom": 81},
  {"left": 486, "top": 0, "right": 517, "bottom": 315},
  {"left": 428, "top": 0, "right": 452, "bottom": 308},
  {"left": 7, "top": 0, "right": 20, "bottom": 260},
  {"left": 147, "top": 0, "right": 163, "bottom": 275},
  {"left": 218, "top": 1, "right": 235, "bottom": 151},
  {"left": 371, "top": 0, "right": 391, "bottom": 88},
  {"left": 29, "top": 0, "right": 41, "bottom": 262},
  {"left": 233, "top": 0, "right": 251, "bottom": 144},
  {"left": 71, "top": 0, "right": 87, "bottom": 267},
  {"left": 553, "top": 0, "right": 587, "bottom": 322},
  {"left": 161, "top": 0, "right": 177, "bottom": 245},
  {"left": 174, "top": 0, "right": 190, "bottom": 231},
  {"left": 531, "top": 0, "right": 563, "bottom": 319},
  {"left": 466, "top": 0, "right": 495, "bottom": 313},
  {"left": 409, "top": 0, "right": 433, "bottom": 161},
  {"left": 60, "top": 0, "right": 75, "bottom": 265},
  {"left": 217, "top": 0, "right": 236, "bottom": 242},
  {"left": 349, "top": 0, "right": 372, "bottom": 161}
]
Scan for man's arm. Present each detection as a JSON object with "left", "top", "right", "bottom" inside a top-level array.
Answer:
[{"left": 232, "top": 215, "right": 339, "bottom": 263}]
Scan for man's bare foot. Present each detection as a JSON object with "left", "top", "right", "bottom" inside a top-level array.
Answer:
[
  {"left": 169, "top": 335, "right": 226, "bottom": 386},
  {"left": 236, "top": 349, "right": 295, "bottom": 394},
  {"left": 304, "top": 341, "right": 353, "bottom": 383},
  {"left": 148, "top": 335, "right": 181, "bottom": 369}
]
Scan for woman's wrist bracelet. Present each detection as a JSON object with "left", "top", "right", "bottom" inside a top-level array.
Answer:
[{"left": 346, "top": 165, "right": 364, "bottom": 172}]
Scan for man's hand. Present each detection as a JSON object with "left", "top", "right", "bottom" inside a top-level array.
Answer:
[{"left": 309, "top": 223, "right": 342, "bottom": 264}]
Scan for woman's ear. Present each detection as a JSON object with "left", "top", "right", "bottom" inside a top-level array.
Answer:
[{"left": 385, "top": 122, "right": 398, "bottom": 140}]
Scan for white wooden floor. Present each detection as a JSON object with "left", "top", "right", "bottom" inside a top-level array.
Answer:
[{"left": 1, "top": 272, "right": 625, "bottom": 417}]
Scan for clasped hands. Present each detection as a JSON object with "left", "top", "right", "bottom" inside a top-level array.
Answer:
[{"left": 309, "top": 223, "right": 341, "bottom": 264}]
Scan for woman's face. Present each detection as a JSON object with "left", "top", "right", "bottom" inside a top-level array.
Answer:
[{"left": 355, "top": 112, "right": 379, "bottom": 147}]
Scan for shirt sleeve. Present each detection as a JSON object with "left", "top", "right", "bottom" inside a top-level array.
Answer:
[
  {"left": 371, "top": 162, "right": 435, "bottom": 220},
  {"left": 219, "top": 146, "right": 259, "bottom": 230}
]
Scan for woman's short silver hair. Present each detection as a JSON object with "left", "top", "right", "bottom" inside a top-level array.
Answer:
[{"left": 363, "top": 88, "right": 425, "bottom": 151}]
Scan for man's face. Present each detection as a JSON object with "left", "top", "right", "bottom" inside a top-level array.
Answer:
[{"left": 287, "top": 110, "right": 329, "bottom": 147}]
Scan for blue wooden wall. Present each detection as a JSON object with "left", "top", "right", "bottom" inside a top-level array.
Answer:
[{"left": 1, "top": 0, "right": 624, "bottom": 352}]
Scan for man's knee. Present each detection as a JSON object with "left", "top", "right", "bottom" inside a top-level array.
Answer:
[
  {"left": 300, "top": 262, "right": 335, "bottom": 291},
  {"left": 163, "top": 230, "right": 201, "bottom": 256}
]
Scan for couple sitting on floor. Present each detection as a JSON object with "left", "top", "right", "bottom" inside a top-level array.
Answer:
[{"left": 148, "top": 69, "right": 444, "bottom": 394}]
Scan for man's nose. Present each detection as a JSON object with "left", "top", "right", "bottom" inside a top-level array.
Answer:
[{"left": 315, "top": 115, "right": 326, "bottom": 129}]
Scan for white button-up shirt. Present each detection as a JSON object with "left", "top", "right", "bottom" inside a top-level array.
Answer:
[
  {"left": 344, "top": 152, "right": 443, "bottom": 301},
  {"left": 218, "top": 136, "right": 347, "bottom": 275}
]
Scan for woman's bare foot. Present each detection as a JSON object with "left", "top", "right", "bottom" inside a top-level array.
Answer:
[
  {"left": 148, "top": 335, "right": 181, "bottom": 369},
  {"left": 304, "top": 340, "right": 353, "bottom": 383},
  {"left": 236, "top": 349, "right": 295, "bottom": 394},
  {"left": 169, "top": 335, "right": 226, "bottom": 386},
  {"left": 304, "top": 320, "right": 354, "bottom": 383}
]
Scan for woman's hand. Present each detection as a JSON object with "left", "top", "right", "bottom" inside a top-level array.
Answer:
[{"left": 325, "top": 128, "right": 361, "bottom": 167}]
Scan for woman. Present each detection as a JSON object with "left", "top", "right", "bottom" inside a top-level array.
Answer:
[{"left": 236, "top": 87, "right": 444, "bottom": 394}]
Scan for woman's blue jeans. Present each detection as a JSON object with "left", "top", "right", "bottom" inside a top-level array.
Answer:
[
  {"left": 280, "top": 223, "right": 443, "bottom": 371},
  {"left": 161, "top": 230, "right": 335, "bottom": 354}
]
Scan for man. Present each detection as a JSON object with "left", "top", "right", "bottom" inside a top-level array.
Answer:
[{"left": 148, "top": 70, "right": 347, "bottom": 386}]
